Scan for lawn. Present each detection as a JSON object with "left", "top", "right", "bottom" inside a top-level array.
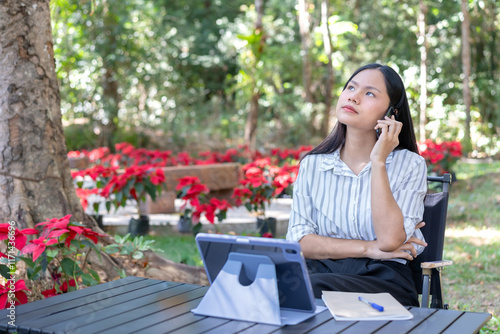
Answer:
[{"left": 148, "top": 159, "right": 500, "bottom": 332}]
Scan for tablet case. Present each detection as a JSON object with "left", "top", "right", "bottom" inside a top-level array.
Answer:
[{"left": 192, "top": 233, "right": 326, "bottom": 325}]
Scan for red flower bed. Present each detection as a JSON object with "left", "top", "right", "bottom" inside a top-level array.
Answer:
[{"left": 418, "top": 140, "right": 462, "bottom": 174}]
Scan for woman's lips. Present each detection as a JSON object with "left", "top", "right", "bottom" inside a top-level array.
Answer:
[{"left": 342, "top": 105, "right": 358, "bottom": 113}]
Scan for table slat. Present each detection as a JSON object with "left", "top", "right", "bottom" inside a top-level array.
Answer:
[
  {"left": 28, "top": 281, "right": 196, "bottom": 331},
  {"left": 441, "top": 312, "right": 492, "bottom": 334},
  {"left": 373, "top": 307, "right": 438, "bottom": 334},
  {"left": 270, "top": 308, "right": 334, "bottom": 334},
  {"left": 407, "top": 309, "right": 464, "bottom": 334},
  {"left": 199, "top": 320, "right": 257, "bottom": 334},
  {"left": 0, "top": 276, "right": 147, "bottom": 317},
  {"left": 74, "top": 285, "right": 207, "bottom": 333},
  {"left": 168, "top": 316, "right": 233, "bottom": 334}
]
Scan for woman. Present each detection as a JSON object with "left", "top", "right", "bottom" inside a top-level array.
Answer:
[{"left": 286, "top": 63, "right": 427, "bottom": 306}]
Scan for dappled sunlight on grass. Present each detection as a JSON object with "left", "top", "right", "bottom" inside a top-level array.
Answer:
[
  {"left": 442, "top": 225, "right": 499, "bottom": 326},
  {"left": 446, "top": 227, "right": 500, "bottom": 246}
]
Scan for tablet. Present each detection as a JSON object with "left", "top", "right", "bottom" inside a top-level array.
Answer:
[{"left": 195, "top": 233, "right": 317, "bottom": 313}]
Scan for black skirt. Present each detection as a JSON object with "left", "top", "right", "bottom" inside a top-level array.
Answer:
[{"left": 306, "top": 258, "right": 419, "bottom": 306}]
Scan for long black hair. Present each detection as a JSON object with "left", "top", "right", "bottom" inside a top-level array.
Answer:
[{"left": 304, "top": 63, "right": 419, "bottom": 158}]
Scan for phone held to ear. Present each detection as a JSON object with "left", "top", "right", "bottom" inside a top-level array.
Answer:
[{"left": 376, "top": 106, "right": 395, "bottom": 139}]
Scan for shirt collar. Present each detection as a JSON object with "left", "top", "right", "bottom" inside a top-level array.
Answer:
[
  {"left": 319, "top": 149, "right": 344, "bottom": 172},
  {"left": 319, "top": 148, "right": 395, "bottom": 173}
]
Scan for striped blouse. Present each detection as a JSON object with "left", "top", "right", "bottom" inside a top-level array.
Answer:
[{"left": 286, "top": 148, "right": 427, "bottom": 261}]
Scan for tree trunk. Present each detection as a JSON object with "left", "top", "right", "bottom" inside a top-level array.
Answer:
[
  {"left": 243, "top": 0, "right": 264, "bottom": 150},
  {"left": 0, "top": 0, "right": 85, "bottom": 228},
  {"left": 298, "top": 0, "right": 313, "bottom": 103},
  {"left": 0, "top": 0, "right": 208, "bottom": 286},
  {"left": 244, "top": 92, "right": 260, "bottom": 150},
  {"left": 417, "top": 1, "right": 428, "bottom": 143},
  {"left": 461, "top": 0, "right": 472, "bottom": 154},
  {"left": 321, "top": 0, "right": 334, "bottom": 138}
]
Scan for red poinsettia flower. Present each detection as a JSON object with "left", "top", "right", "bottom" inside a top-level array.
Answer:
[
  {"left": 20, "top": 237, "right": 59, "bottom": 261},
  {"left": 82, "top": 228, "right": 107, "bottom": 244},
  {"left": 35, "top": 214, "right": 72, "bottom": 230},
  {"left": 75, "top": 188, "right": 100, "bottom": 211},
  {"left": 150, "top": 169, "right": 165, "bottom": 185},
  {"left": 0, "top": 280, "right": 30, "bottom": 309},
  {"left": 176, "top": 176, "right": 201, "bottom": 191},
  {"left": 0, "top": 224, "right": 39, "bottom": 250},
  {"left": 209, "top": 198, "right": 231, "bottom": 211},
  {"left": 41, "top": 279, "right": 77, "bottom": 298}
]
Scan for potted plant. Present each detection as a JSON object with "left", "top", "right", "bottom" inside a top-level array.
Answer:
[
  {"left": 176, "top": 176, "right": 231, "bottom": 235},
  {"left": 72, "top": 165, "right": 120, "bottom": 231},
  {"left": 99, "top": 164, "right": 166, "bottom": 236},
  {"left": 232, "top": 158, "right": 283, "bottom": 237}
]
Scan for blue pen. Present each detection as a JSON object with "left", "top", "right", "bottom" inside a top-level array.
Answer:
[{"left": 358, "top": 296, "right": 384, "bottom": 312}]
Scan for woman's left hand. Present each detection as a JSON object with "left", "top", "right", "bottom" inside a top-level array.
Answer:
[{"left": 371, "top": 115, "right": 402, "bottom": 164}]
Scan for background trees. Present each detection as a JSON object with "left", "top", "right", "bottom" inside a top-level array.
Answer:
[{"left": 52, "top": 0, "right": 499, "bottom": 157}]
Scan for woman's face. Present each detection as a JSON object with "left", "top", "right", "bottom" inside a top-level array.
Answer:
[{"left": 336, "top": 69, "right": 391, "bottom": 133}]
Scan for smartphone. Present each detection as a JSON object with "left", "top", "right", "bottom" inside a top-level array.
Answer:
[{"left": 376, "top": 106, "right": 395, "bottom": 139}]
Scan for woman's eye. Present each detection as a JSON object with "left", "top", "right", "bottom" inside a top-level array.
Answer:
[
  {"left": 366, "top": 91, "right": 375, "bottom": 97},
  {"left": 347, "top": 85, "right": 355, "bottom": 91}
]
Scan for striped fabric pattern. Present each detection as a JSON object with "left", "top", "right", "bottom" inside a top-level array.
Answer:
[{"left": 286, "top": 148, "right": 427, "bottom": 261}]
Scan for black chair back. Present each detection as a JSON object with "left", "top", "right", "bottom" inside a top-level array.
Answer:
[{"left": 411, "top": 174, "right": 451, "bottom": 294}]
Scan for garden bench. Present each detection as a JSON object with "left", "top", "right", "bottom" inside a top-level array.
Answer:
[{"left": 146, "top": 162, "right": 242, "bottom": 213}]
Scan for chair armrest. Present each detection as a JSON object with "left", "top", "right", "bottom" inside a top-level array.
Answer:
[{"left": 421, "top": 260, "right": 453, "bottom": 269}]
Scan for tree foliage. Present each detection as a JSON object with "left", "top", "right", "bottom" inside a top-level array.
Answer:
[{"left": 52, "top": 0, "right": 500, "bottom": 157}]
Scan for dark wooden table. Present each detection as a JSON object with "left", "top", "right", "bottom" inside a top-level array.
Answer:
[{"left": 0, "top": 276, "right": 491, "bottom": 334}]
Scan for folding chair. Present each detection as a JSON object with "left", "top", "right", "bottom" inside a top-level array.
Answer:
[{"left": 410, "top": 173, "right": 453, "bottom": 309}]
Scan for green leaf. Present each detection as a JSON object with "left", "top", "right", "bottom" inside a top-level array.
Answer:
[
  {"left": 105, "top": 201, "right": 112, "bottom": 212},
  {"left": 145, "top": 182, "right": 156, "bottom": 201},
  {"left": 93, "top": 202, "right": 100, "bottom": 214},
  {"left": 40, "top": 254, "right": 49, "bottom": 275},
  {"left": 81, "top": 273, "right": 98, "bottom": 286},
  {"left": 132, "top": 251, "right": 144, "bottom": 260},
  {"left": 46, "top": 249, "right": 59, "bottom": 258},
  {"left": 0, "top": 265, "right": 11, "bottom": 280},
  {"left": 116, "top": 191, "right": 123, "bottom": 205},
  {"left": 17, "top": 256, "right": 35, "bottom": 268},
  {"left": 80, "top": 239, "right": 102, "bottom": 261},
  {"left": 244, "top": 203, "right": 252, "bottom": 212},
  {"left": 61, "top": 257, "right": 80, "bottom": 277},
  {"left": 88, "top": 268, "right": 100, "bottom": 282},
  {"left": 103, "top": 245, "right": 120, "bottom": 254},
  {"left": 27, "top": 266, "right": 42, "bottom": 280},
  {"left": 192, "top": 222, "right": 203, "bottom": 235},
  {"left": 135, "top": 182, "right": 144, "bottom": 197},
  {"left": 77, "top": 181, "right": 84, "bottom": 188}
]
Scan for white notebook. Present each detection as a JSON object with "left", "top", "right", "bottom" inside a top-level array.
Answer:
[{"left": 322, "top": 291, "right": 414, "bottom": 321}]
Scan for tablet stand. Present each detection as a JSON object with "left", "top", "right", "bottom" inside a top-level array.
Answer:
[{"left": 192, "top": 252, "right": 323, "bottom": 325}]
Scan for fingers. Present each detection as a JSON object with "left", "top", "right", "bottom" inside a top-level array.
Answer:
[
  {"left": 415, "top": 221, "right": 426, "bottom": 230},
  {"left": 375, "top": 117, "right": 402, "bottom": 138},
  {"left": 399, "top": 243, "right": 417, "bottom": 258},
  {"left": 406, "top": 236, "right": 428, "bottom": 248}
]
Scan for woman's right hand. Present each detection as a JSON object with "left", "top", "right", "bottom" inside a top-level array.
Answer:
[{"left": 366, "top": 222, "right": 428, "bottom": 261}]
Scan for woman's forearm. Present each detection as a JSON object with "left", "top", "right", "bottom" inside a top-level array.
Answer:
[
  {"left": 299, "top": 233, "right": 417, "bottom": 261},
  {"left": 299, "top": 234, "right": 369, "bottom": 259},
  {"left": 370, "top": 162, "right": 406, "bottom": 251}
]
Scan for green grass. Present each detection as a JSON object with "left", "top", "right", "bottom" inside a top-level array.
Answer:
[
  {"left": 146, "top": 234, "right": 202, "bottom": 267},
  {"left": 147, "top": 159, "right": 500, "bottom": 332},
  {"left": 441, "top": 160, "right": 500, "bottom": 333}
]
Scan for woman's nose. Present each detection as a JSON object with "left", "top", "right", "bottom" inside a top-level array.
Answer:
[{"left": 348, "top": 95, "right": 358, "bottom": 104}]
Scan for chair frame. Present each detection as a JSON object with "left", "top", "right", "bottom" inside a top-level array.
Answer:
[{"left": 413, "top": 173, "right": 453, "bottom": 309}]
